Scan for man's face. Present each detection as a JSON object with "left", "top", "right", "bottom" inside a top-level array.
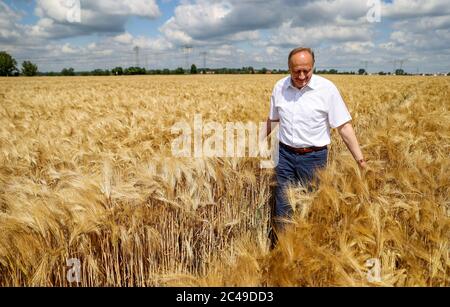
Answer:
[{"left": 289, "top": 51, "right": 314, "bottom": 89}]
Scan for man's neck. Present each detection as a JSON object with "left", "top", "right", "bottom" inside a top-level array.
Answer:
[{"left": 291, "top": 75, "right": 313, "bottom": 90}]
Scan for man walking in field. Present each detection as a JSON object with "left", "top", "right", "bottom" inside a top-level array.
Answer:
[{"left": 267, "top": 47, "right": 367, "bottom": 232}]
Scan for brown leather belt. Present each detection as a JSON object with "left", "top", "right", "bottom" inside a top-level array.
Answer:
[{"left": 280, "top": 142, "right": 327, "bottom": 155}]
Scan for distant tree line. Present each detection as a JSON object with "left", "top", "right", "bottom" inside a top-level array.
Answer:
[
  {"left": 315, "top": 68, "right": 357, "bottom": 75},
  {"left": 2, "top": 51, "right": 448, "bottom": 77},
  {"left": 39, "top": 66, "right": 291, "bottom": 76},
  {"left": 315, "top": 68, "right": 423, "bottom": 76}
]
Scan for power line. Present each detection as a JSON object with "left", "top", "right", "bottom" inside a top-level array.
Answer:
[
  {"left": 360, "top": 60, "right": 370, "bottom": 72},
  {"left": 183, "top": 45, "right": 193, "bottom": 71},
  {"left": 133, "top": 46, "right": 140, "bottom": 67},
  {"left": 200, "top": 51, "right": 207, "bottom": 69}
]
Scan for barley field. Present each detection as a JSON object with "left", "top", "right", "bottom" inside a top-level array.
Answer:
[{"left": 0, "top": 75, "right": 449, "bottom": 286}]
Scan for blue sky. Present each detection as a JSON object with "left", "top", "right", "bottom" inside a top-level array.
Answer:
[{"left": 1, "top": 0, "right": 449, "bottom": 73}]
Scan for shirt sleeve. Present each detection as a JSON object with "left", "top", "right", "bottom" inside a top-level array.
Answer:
[
  {"left": 268, "top": 89, "right": 279, "bottom": 121},
  {"left": 328, "top": 85, "right": 352, "bottom": 128}
]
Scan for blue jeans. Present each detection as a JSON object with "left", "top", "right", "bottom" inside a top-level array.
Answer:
[{"left": 274, "top": 144, "right": 328, "bottom": 230}]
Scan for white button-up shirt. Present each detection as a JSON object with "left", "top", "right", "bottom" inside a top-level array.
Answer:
[{"left": 269, "top": 74, "right": 352, "bottom": 148}]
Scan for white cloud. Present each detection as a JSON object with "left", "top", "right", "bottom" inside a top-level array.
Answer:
[
  {"left": 227, "top": 30, "right": 260, "bottom": 42},
  {"left": 114, "top": 32, "right": 134, "bottom": 45},
  {"left": 266, "top": 46, "right": 279, "bottom": 56},
  {"left": 160, "top": 0, "right": 282, "bottom": 45},
  {"left": 382, "top": 0, "right": 450, "bottom": 53},
  {"left": 382, "top": 0, "right": 450, "bottom": 19},
  {"left": 211, "top": 44, "right": 235, "bottom": 57},
  {"left": 160, "top": 1, "right": 232, "bottom": 44},
  {"left": 331, "top": 42, "right": 375, "bottom": 55},
  {"left": 0, "top": 1, "right": 26, "bottom": 44},
  {"left": 286, "top": 0, "right": 371, "bottom": 27},
  {"left": 389, "top": 28, "right": 450, "bottom": 50},
  {"left": 88, "top": 0, "right": 160, "bottom": 18},
  {"left": 131, "top": 35, "right": 174, "bottom": 51},
  {"left": 158, "top": 0, "right": 377, "bottom": 50},
  {"left": 269, "top": 21, "right": 372, "bottom": 48},
  {"left": 61, "top": 43, "right": 77, "bottom": 54},
  {"left": 35, "top": 0, "right": 160, "bottom": 21},
  {"left": 29, "top": 0, "right": 161, "bottom": 39},
  {"left": 87, "top": 42, "right": 97, "bottom": 50},
  {"left": 160, "top": 17, "right": 194, "bottom": 45}
]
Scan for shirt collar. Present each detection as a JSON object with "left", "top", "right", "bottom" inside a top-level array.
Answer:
[{"left": 285, "top": 74, "right": 317, "bottom": 91}]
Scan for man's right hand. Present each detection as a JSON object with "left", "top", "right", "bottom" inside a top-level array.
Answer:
[{"left": 266, "top": 118, "right": 279, "bottom": 138}]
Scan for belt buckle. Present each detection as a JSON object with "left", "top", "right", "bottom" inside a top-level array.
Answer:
[{"left": 299, "top": 147, "right": 312, "bottom": 154}]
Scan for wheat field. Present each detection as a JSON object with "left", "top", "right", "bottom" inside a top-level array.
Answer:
[{"left": 0, "top": 75, "right": 449, "bottom": 286}]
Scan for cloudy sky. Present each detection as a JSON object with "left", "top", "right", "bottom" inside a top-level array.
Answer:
[{"left": 1, "top": 0, "right": 449, "bottom": 73}]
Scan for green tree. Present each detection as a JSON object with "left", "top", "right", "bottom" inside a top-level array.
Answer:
[
  {"left": 0, "top": 51, "right": 18, "bottom": 76},
  {"left": 358, "top": 68, "right": 366, "bottom": 75},
  {"left": 124, "top": 67, "right": 146, "bottom": 75},
  {"left": 260, "top": 67, "right": 268, "bottom": 74},
  {"left": 91, "top": 69, "right": 110, "bottom": 76},
  {"left": 112, "top": 67, "right": 123, "bottom": 75},
  {"left": 174, "top": 67, "right": 184, "bottom": 75},
  {"left": 21, "top": 61, "right": 38, "bottom": 76},
  {"left": 61, "top": 67, "right": 75, "bottom": 76},
  {"left": 190, "top": 64, "right": 197, "bottom": 74},
  {"left": 395, "top": 69, "right": 405, "bottom": 75}
]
